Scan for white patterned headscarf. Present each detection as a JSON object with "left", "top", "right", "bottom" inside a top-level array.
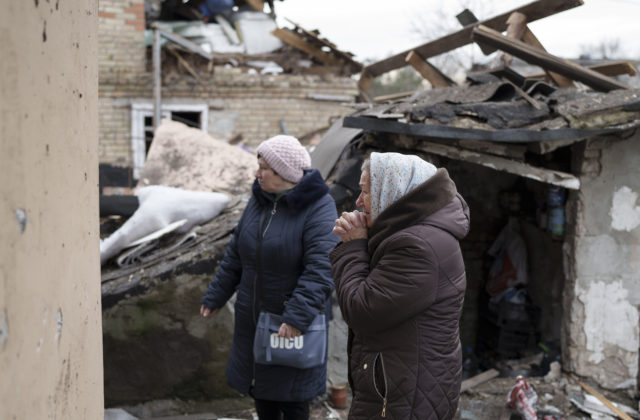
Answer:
[{"left": 369, "top": 152, "right": 438, "bottom": 220}]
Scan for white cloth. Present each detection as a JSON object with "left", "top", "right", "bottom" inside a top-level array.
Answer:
[
  {"left": 100, "top": 186, "right": 230, "bottom": 265},
  {"left": 369, "top": 152, "right": 437, "bottom": 220}
]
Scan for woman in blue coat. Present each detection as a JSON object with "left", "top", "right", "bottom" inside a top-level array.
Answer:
[{"left": 200, "top": 135, "right": 338, "bottom": 420}]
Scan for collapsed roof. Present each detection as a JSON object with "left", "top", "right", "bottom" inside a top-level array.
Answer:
[
  {"left": 312, "top": 0, "right": 640, "bottom": 194},
  {"left": 145, "top": 0, "right": 362, "bottom": 76}
]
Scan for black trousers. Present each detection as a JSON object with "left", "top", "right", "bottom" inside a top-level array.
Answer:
[{"left": 254, "top": 398, "right": 310, "bottom": 420}]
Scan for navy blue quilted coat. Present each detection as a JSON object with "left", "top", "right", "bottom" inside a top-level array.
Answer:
[{"left": 201, "top": 169, "right": 338, "bottom": 402}]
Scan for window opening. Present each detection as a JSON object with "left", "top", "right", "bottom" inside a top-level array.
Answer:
[{"left": 131, "top": 103, "right": 208, "bottom": 179}]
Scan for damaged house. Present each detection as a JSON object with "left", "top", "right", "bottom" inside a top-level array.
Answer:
[
  {"left": 98, "top": 0, "right": 360, "bottom": 191},
  {"left": 99, "top": 0, "right": 640, "bottom": 418},
  {"left": 316, "top": 0, "right": 640, "bottom": 396}
]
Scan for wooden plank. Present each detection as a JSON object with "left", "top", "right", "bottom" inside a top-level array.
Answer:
[
  {"left": 245, "top": 0, "right": 264, "bottom": 11},
  {"left": 460, "top": 368, "right": 500, "bottom": 392},
  {"left": 457, "top": 139, "right": 527, "bottom": 160},
  {"left": 499, "top": 12, "right": 572, "bottom": 87},
  {"left": 361, "top": 0, "right": 583, "bottom": 79},
  {"left": 166, "top": 45, "right": 203, "bottom": 83},
  {"left": 405, "top": 51, "right": 453, "bottom": 88},
  {"left": 472, "top": 25, "right": 630, "bottom": 92},
  {"left": 358, "top": 70, "right": 375, "bottom": 103},
  {"left": 514, "top": 13, "right": 575, "bottom": 87},
  {"left": 415, "top": 141, "right": 581, "bottom": 189},
  {"left": 271, "top": 28, "right": 341, "bottom": 66},
  {"left": 528, "top": 61, "right": 638, "bottom": 79},
  {"left": 578, "top": 381, "right": 634, "bottom": 420},
  {"left": 504, "top": 12, "right": 528, "bottom": 54},
  {"left": 284, "top": 18, "right": 362, "bottom": 70},
  {"left": 506, "top": 79, "right": 544, "bottom": 110},
  {"left": 373, "top": 90, "right": 415, "bottom": 102},
  {"left": 307, "top": 93, "right": 354, "bottom": 102},
  {"left": 456, "top": 8, "right": 478, "bottom": 26},
  {"left": 456, "top": 9, "right": 496, "bottom": 55},
  {"left": 153, "top": 26, "right": 212, "bottom": 61}
]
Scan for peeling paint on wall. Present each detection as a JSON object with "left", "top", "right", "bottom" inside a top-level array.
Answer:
[
  {"left": 56, "top": 308, "right": 63, "bottom": 343},
  {"left": 610, "top": 186, "right": 640, "bottom": 231},
  {"left": 0, "top": 309, "right": 8, "bottom": 349},
  {"left": 15, "top": 209, "right": 27, "bottom": 233},
  {"left": 579, "top": 280, "right": 638, "bottom": 364}
]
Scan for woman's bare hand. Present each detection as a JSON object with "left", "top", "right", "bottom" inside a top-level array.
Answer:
[
  {"left": 278, "top": 323, "right": 302, "bottom": 338},
  {"left": 200, "top": 305, "right": 219, "bottom": 318},
  {"left": 333, "top": 211, "right": 368, "bottom": 242}
]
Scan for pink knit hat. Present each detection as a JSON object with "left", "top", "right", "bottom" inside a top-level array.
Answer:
[{"left": 256, "top": 135, "right": 311, "bottom": 183}]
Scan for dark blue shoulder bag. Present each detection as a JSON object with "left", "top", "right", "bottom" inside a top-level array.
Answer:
[{"left": 252, "top": 210, "right": 327, "bottom": 369}]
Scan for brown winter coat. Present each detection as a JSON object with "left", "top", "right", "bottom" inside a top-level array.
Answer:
[{"left": 330, "top": 169, "right": 470, "bottom": 420}]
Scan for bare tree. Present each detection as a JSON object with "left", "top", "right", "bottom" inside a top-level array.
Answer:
[
  {"left": 409, "top": 0, "right": 498, "bottom": 78},
  {"left": 579, "top": 39, "right": 623, "bottom": 60}
]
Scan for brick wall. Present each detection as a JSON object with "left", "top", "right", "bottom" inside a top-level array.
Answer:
[
  {"left": 98, "top": 5, "right": 358, "bottom": 172},
  {"left": 99, "top": 0, "right": 147, "bottom": 85}
]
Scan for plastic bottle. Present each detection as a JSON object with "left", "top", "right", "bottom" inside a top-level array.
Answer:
[
  {"left": 546, "top": 187, "right": 566, "bottom": 240},
  {"left": 508, "top": 376, "right": 538, "bottom": 420}
]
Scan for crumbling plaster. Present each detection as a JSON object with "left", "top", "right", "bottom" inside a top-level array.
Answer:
[
  {"left": 0, "top": 0, "right": 102, "bottom": 418},
  {"left": 565, "top": 133, "right": 640, "bottom": 389}
]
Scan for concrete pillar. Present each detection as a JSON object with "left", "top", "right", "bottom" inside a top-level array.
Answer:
[
  {"left": 563, "top": 134, "right": 640, "bottom": 389},
  {"left": 0, "top": 1, "right": 102, "bottom": 418}
]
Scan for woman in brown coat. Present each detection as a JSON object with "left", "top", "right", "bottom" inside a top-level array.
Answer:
[{"left": 330, "top": 152, "right": 470, "bottom": 420}]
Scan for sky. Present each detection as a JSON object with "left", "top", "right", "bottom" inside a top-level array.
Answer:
[{"left": 274, "top": 0, "right": 640, "bottom": 64}]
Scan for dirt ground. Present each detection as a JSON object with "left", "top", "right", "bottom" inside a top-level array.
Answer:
[{"left": 118, "top": 371, "right": 639, "bottom": 420}]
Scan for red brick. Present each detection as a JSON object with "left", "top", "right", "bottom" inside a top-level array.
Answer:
[{"left": 124, "top": 7, "right": 144, "bottom": 16}]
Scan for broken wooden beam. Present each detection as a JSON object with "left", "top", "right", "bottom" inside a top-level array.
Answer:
[
  {"left": 461, "top": 369, "right": 500, "bottom": 392},
  {"left": 285, "top": 18, "right": 362, "bottom": 71},
  {"left": 503, "top": 12, "right": 528, "bottom": 61},
  {"left": 578, "top": 381, "right": 634, "bottom": 420},
  {"left": 360, "top": 0, "right": 583, "bottom": 79},
  {"left": 455, "top": 8, "right": 496, "bottom": 54},
  {"left": 415, "top": 141, "right": 581, "bottom": 189},
  {"left": 528, "top": 61, "right": 638, "bottom": 79},
  {"left": 472, "top": 25, "right": 630, "bottom": 92},
  {"left": 166, "top": 45, "right": 203, "bottom": 83},
  {"left": 271, "top": 28, "right": 342, "bottom": 66},
  {"left": 373, "top": 91, "right": 415, "bottom": 103},
  {"left": 405, "top": 51, "right": 453, "bottom": 88},
  {"left": 245, "top": 0, "right": 264, "bottom": 11},
  {"left": 506, "top": 12, "right": 574, "bottom": 87},
  {"left": 505, "top": 79, "right": 544, "bottom": 110},
  {"left": 152, "top": 25, "right": 212, "bottom": 61},
  {"left": 457, "top": 139, "right": 527, "bottom": 160}
]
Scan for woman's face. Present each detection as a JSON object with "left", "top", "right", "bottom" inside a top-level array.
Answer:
[
  {"left": 355, "top": 171, "right": 373, "bottom": 227},
  {"left": 255, "top": 157, "right": 289, "bottom": 193}
]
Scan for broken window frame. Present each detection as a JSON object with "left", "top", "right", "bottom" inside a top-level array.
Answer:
[{"left": 131, "top": 102, "right": 209, "bottom": 179}]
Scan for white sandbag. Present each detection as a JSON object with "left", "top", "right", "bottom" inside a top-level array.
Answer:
[
  {"left": 104, "top": 408, "right": 138, "bottom": 420},
  {"left": 100, "top": 186, "right": 230, "bottom": 265}
]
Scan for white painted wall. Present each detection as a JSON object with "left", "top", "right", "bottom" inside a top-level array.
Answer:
[{"left": 566, "top": 134, "right": 640, "bottom": 389}]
